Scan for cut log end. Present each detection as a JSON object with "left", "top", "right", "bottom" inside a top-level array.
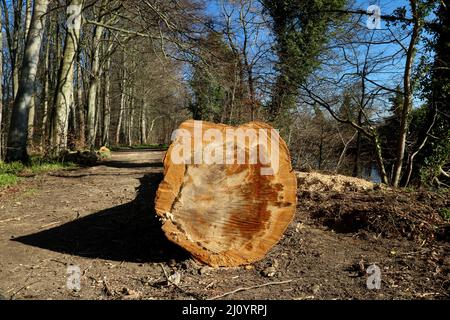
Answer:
[{"left": 155, "top": 120, "right": 297, "bottom": 267}]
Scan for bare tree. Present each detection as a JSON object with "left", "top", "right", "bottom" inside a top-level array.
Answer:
[
  {"left": 6, "top": 0, "right": 49, "bottom": 162},
  {"left": 0, "top": 10, "right": 3, "bottom": 158},
  {"left": 51, "top": 0, "right": 84, "bottom": 154}
]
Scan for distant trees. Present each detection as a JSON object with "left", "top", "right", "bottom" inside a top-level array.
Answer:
[{"left": 0, "top": 0, "right": 195, "bottom": 161}]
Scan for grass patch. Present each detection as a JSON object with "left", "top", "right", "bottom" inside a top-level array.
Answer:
[
  {"left": 440, "top": 208, "right": 450, "bottom": 221},
  {"left": 0, "top": 158, "right": 77, "bottom": 189},
  {"left": 0, "top": 174, "right": 19, "bottom": 188}
]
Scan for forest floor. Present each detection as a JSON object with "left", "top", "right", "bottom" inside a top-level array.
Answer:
[{"left": 0, "top": 150, "right": 449, "bottom": 300}]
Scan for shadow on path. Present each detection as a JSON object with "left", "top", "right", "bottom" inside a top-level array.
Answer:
[
  {"left": 100, "top": 161, "right": 163, "bottom": 169},
  {"left": 13, "top": 173, "right": 188, "bottom": 263}
]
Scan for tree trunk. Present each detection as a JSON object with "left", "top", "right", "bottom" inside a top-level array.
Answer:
[
  {"left": 40, "top": 35, "right": 51, "bottom": 147},
  {"left": 12, "top": 0, "right": 23, "bottom": 99},
  {"left": 140, "top": 101, "right": 147, "bottom": 145},
  {"left": 318, "top": 125, "right": 324, "bottom": 170},
  {"left": 86, "top": 3, "right": 105, "bottom": 149},
  {"left": 102, "top": 56, "right": 111, "bottom": 146},
  {"left": 24, "top": 0, "right": 32, "bottom": 34},
  {"left": 127, "top": 92, "right": 134, "bottom": 147},
  {"left": 76, "top": 51, "right": 85, "bottom": 147},
  {"left": 373, "top": 132, "right": 389, "bottom": 184},
  {"left": 392, "top": 2, "right": 420, "bottom": 187},
  {"left": 27, "top": 97, "right": 35, "bottom": 145},
  {"left": 25, "top": 0, "right": 35, "bottom": 145},
  {"left": 1, "top": 0, "right": 23, "bottom": 100},
  {"left": 0, "top": 11, "right": 3, "bottom": 158},
  {"left": 94, "top": 80, "right": 101, "bottom": 145},
  {"left": 352, "top": 110, "right": 363, "bottom": 177},
  {"left": 155, "top": 120, "right": 297, "bottom": 267},
  {"left": 52, "top": 0, "right": 83, "bottom": 154},
  {"left": 6, "top": 0, "right": 49, "bottom": 162},
  {"left": 115, "top": 68, "right": 126, "bottom": 145}
]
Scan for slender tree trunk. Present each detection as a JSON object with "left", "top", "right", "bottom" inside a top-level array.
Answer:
[
  {"left": 12, "top": 0, "right": 23, "bottom": 99},
  {"left": 336, "top": 131, "right": 357, "bottom": 172},
  {"left": 403, "top": 108, "right": 437, "bottom": 186},
  {"left": 0, "top": 11, "right": 3, "bottom": 159},
  {"left": 94, "top": 75, "right": 102, "bottom": 143},
  {"left": 353, "top": 129, "right": 362, "bottom": 177},
  {"left": 6, "top": 0, "right": 49, "bottom": 162},
  {"left": 115, "top": 67, "right": 126, "bottom": 145},
  {"left": 353, "top": 109, "right": 363, "bottom": 178},
  {"left": 127, "top": 90, "right": 134, "bottom": 147},
  {"left": 76, "top": 51, "right": 85, "bottom": 147},
  {"left": 86, "top": 26, "right": 103, "bottom": 149},
  {"left": 149, "top": 116, "right": 162, "bottom": 139},
  {"left": 86, "top": 2, "right": 105, "bottom": 149},
  {"left": 27, "top": 97, "right": 35, "bottom": 145},
  {"left": 25, "top": 0, "right": 36, "bottom": 145},
  {"left": 24, "top": 0, "right": 32, "bottom": 33},
  {"left": 392, "top": 2, "right": 420, "bottom": 187},
  {"left": 102, "top": 55, "right": 111, "bottom": 146},
  {"left": 1, "top": 0, "right": 22, "bottom": 100},
  {"left": 373, "top": 133, "right": 389, "bottom": 184},
  {"left": 318, "top": 126, "right": 324, "bottom": 170},
  {"left": 140, "top": 101, "right": 147, "bottom": 145},
  {"left": 52, "top": 0, "right": 83, "bottom": 154},
  {"left": 41, "top": 39, "right": 50, "bottom": 147}
]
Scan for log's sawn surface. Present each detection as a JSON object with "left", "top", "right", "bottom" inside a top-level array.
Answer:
[{"left": 155, "top": 120, "right": 297, "bottom": 267}]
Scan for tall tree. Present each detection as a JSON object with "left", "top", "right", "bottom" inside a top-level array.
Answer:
[
  {"left": 417, "top": 0, "right": 450, "bottom": 186},
  {"left": 262, "top": 0, "right": 346, "bottom": 121},
  {"left": 6, "top": 0, "right": 49, "bottom": 162},
  {"left": 0, "top": 9, "right": 3, "bottom": 158},
  {"left": 86, "top": 0, "right": 106, "bottom": 149},
  {"left": 391, "top": 0, "right": 424, "bottom": 187},
  {"left": 1, "top": 0, "right": 24, "bottom": 99},
  {"left": 189, "top": 31, "right": 237, "bottom": 123},
  {"left": 51, "top": 0, "right": 84, "bottom": 154}
]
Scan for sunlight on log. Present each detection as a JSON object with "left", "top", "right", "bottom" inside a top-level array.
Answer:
[{"left": 155, "top": 120, "right": 297, "bottom": 267}]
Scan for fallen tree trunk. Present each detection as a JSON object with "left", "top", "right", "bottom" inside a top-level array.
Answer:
[{"left": 155, "top": 120, "right": 297, "bottom": 267}]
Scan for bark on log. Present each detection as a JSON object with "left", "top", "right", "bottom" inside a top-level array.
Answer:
[{"left": 155, "top": 120, "right": 297, "bottom": 267}]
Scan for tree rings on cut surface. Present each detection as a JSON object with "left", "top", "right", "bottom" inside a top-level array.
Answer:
[{"left": 155, "top": 120, "right": 297, "bottom": 267}]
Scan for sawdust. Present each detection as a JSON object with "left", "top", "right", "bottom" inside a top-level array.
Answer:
[{"left": 296, "top": 171, "right": 381, "bottom": 192}]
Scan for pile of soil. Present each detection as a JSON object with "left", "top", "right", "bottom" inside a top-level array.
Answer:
[{"left": 297, "top": 172, "right": 450, "bottom": 243}]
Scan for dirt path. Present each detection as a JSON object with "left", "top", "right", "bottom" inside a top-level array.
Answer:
[{"left": 0, "top": 150, "right": 448, "bottom": 300}]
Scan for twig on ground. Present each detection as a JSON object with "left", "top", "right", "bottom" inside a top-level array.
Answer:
[
  {"left": 39, "top": 221, "right": 61, "bottom": 229},
  {"left": 102, "top": 277, "right": 114, "bottom": 296},
  {"left": 209, "top": 279, "right": 295, "bottom": 300},
  {"left": 0, "top": 215, "right": 31, "bottom": 224},
  {"left": 9, "top": 281, "right": 40, "bottom": 300},
  {"left": 159, "top": 263, "right": 203, "bottom": 300}
]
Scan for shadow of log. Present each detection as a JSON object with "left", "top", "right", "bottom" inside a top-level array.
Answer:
[{"left": 13, "top": 173, "right": 188, "bottom": 263}]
